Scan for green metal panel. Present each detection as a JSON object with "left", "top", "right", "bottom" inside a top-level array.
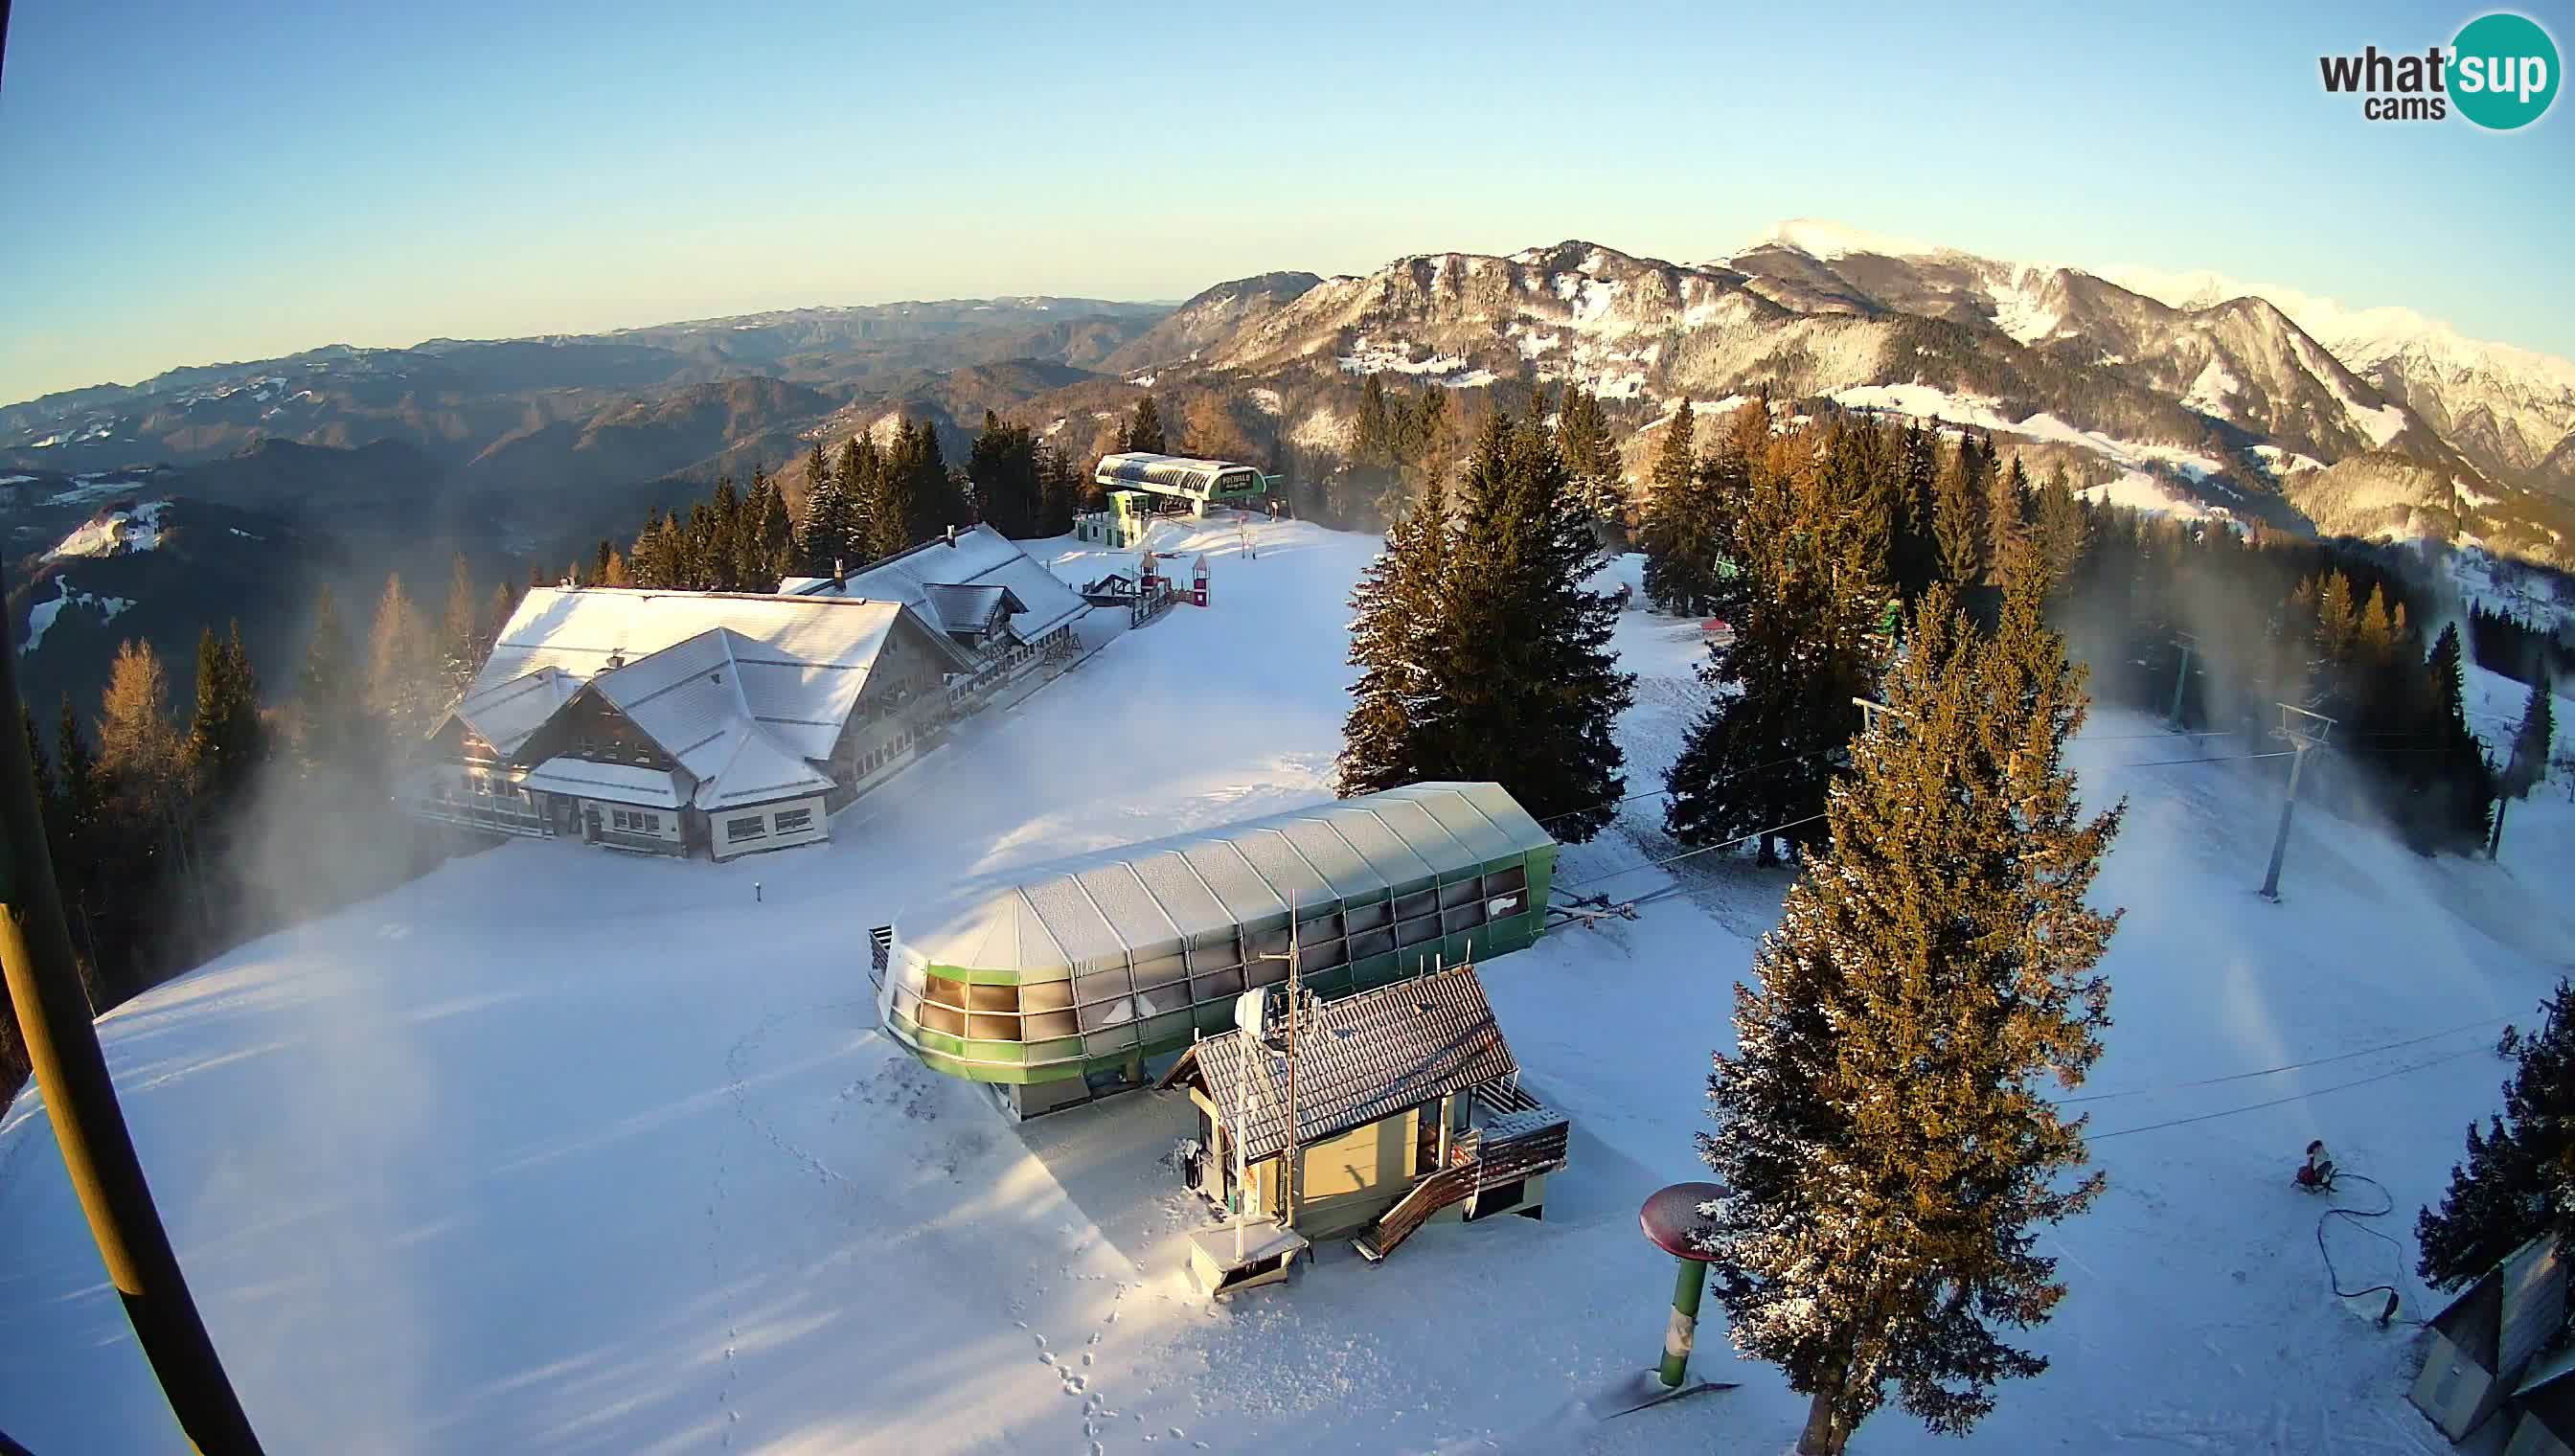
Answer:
[{"left": 880, "top": 783, "right": 1561, "bottom": 1086}]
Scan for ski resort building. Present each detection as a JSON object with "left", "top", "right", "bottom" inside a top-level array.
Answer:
[
  {"left": 403, "top": 528, "right": 1088, "bottom": 860},
  {"left": 778, "top": 524, "right": 1089, "bottom": 678},
  {"left": 871, "top": 783, "right": 1558, "bottom": 1118},
  {"left": 2412, "top": 1236, "right": 2569, "bottom": 1444},
  {"left": 1091, "top": 452, "right": 1271, "bottom": 515},
  {"left": 1160, "top": 963, "right": 1569, "bottom": 1271}
]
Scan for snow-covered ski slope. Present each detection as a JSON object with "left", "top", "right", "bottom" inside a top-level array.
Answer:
[{"left": 3, "top": 520, "right": 2571, "bottom": 1454}]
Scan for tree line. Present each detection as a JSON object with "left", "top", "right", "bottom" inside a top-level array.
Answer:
[
  {"left": 1335, "top": 389, "right": 2122, "bottom": 1452},
  {"left": 1337, "top": 389, "right": 2558, "bottom": 1451},
  {"left": 2, "top": 557, "right": 523, "bottom": 1102},
  {"left": 569, "top": 415, "right": 1089, "bottom": 597}
]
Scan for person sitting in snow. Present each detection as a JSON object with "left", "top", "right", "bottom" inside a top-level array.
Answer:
[{"left": 2296, "top": 1139, "right": 2336, "bottom": 1191}]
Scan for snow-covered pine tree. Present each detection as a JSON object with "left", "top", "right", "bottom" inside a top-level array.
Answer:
[
  {"left": 1664, "top": 418, "right": 1891, "bottom": 865},
  {"left": 1333, "top": 473, "right": 1452, "bottom": 797},
  {"left": 1433, "top": 409, "right": 1633, "bottom": 842},
  {"left": 1700, "top": 576, "right": 2123, "bottom": 1455},
  {"left": 2419, "top": 979, "right": 2575, "bottom": 1288}
]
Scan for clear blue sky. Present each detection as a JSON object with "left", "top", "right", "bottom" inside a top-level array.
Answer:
[{"left": 1, "top": 0, "right": 2568, "bottom": 406}]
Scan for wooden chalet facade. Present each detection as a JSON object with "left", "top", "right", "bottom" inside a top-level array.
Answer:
[
  {"left": 1159, "top": 964, "right": 1570, "bottom": 1283},
  {"left": 403, "top": 529, "right": 1089, "bottom": 861}
]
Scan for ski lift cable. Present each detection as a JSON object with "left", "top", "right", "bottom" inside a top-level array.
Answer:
[
  {"left": 2058, "top": 1016, "right": 2508, "bottom": 1104},
  {"left": 2086, "top": 1046, "right": 2488, "bottom": 1141}
]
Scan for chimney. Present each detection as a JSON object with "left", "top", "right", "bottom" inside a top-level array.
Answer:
[
  {"left": 945, "top": 525, "right": 959, "bottom": 549},
  {"left": 832, "top": 557, "right": 846, "bottom": 591}
]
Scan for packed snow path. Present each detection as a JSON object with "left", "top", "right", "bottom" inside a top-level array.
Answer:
[{"left": 2, "top": 521, "right": 2570, "bottom": 1453}]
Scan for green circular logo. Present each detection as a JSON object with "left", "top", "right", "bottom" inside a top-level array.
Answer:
[{"left": 2452, "top": 12, "right": 2560, "bottom": 129}]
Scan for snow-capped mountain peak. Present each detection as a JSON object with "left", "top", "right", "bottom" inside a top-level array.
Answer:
[{"left": 1733, "top": 217, "right": 1944, "bottom": 263}]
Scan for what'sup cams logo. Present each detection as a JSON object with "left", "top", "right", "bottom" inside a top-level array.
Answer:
[{"left": 2318, "top": 11, "right": 2559, "bottom": 127}]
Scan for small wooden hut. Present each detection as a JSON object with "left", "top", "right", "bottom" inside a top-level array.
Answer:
[{"left": 1159, "top": 963, "right": 1569, "bottom": 1280}]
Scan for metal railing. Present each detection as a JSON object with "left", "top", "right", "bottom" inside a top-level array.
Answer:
[{"left": 399, "top": 795, "right": 550, "bottom": 836}]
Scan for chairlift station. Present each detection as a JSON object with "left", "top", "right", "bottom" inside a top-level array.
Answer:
[{"left": 872, "top": 782, "right": 1558, "bottom": 1119}]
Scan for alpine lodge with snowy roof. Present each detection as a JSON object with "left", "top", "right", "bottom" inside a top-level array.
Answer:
[{"left": 400, "top": 524, "right": 1087, "bottom": 860}]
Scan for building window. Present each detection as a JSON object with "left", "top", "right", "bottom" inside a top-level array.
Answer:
[
  {"left": 774, "top": 808, "right": 813, "bottom": 834},
  {"left": 726, "top": 815, "right": 766, "bottom": 842}
]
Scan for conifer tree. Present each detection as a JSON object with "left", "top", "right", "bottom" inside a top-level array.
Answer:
[
  {"left": 1699, "top": 578, "right": 2122, "bottom": 1455},
  {"left": 186, "top": 623, "right": 262, "bottom": 810},
  {"left": 708, "top": 477, "right": 743, "bottom": 592},
  {"left": 804, "top": 449, "right": 855, "bottom": 576},
  {"left": 1665, "top": 418, "right": 1892, "bottom": 864},
  {"left": 97, "top": 638, "right": 185, "bottom": 839},
  {"left": 1430, "top": 409, "right": 1633, "bottom": 841},
  {"left": 1985, "top": 455, "right": 2031, "bottom": 587},
  {"left": 1555, "top": 384, "right": 1625, "bottom": 538},
  {"left": 732, "top": 469, "right": 785, "bottom": 589},
  {"left": 1035, "top": 444, "right": 1082, "bottom": 536},
  {"left": 438, "top": 554, "right": 486, "bottom": 696},
  {"left": 845, "top": 433, "right": 885, "bottom": 558},
  {"left": 2497, "top": 675, "right": 2556, "bottom": 850},
  {"left": 1334, "top": 473, "right": 1453, "bottom": 797},
  {"left": 364, "top": 573, "right": 439, "bottom": 752},
  {"left": 483, "top": 583, "right": 518, "bottom": 663},
  {"left": 867, "top": 422, "right": 922, "bottom": 559},
  {"left": 2027, "top": 468, "right": 2088, "bottom": 602},
  {"left": 754, "top": 476, "right": 797, "bottom": 588},
  {"left": 2424, "top": 623, "right": 2497, "bottom": 853},
  {"left": 1887, "top": 418, "right": 1944, "bottom": 606},
  {"left": 969, "top": 409, "right": 1041, "bottom": 538},
  {"left": 1930, "top": 435, "right": 1985, "bottom": 589},
  {"left": 2419, "top": 979, "right": 2575, "bottom": 1289},
  {"left": 1120, "top": 396, "right": 1166, "bottom": 455},
  {"left": 1638, "top": 400, "right": 1701, "bottom": 612},
  {"left": 592, "top": 538, "right": 614, "bottom": 586}
]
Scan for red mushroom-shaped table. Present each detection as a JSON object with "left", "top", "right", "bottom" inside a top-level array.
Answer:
[{"left": 1640, "top": 1181, "right": 1725, "bottom": 1389}]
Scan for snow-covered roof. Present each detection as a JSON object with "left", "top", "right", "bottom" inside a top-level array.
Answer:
[
  {"left": 581, "top": 628, "right": 834, "bottom": 809},
  {"left": 921, "top": 582, "right": 1016, "bottom": 637},
  {"left": 1167, "top": 964, "right": 1518, "bottom": 1164},
  {"left": 797, "top": 525, "right": 1089, "bottom": 647},
  {"left": 472, "top": 587, "right": 970, "bottom": 762},
  {"left": 448, "top": 667, "right": 581, "bottom": 756},
  {"left": 891, "top": 783, "right": 1551, "bottom": 979},
  {"left": 517, "top": 757, "right": 685, "bottom": 808}
]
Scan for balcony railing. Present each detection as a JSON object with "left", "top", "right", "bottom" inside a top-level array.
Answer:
[{"left": 399, "top": 795, "right": 550, "bottom": 837}]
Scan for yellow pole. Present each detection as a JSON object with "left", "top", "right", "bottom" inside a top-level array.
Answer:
[{"left": 0, "top": 608, "right": 264, "bottom": 1454}]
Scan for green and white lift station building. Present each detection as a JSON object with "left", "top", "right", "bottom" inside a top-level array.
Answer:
[{"left": 872, "top": 783, "right": 1559, "bottom": 1118}]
